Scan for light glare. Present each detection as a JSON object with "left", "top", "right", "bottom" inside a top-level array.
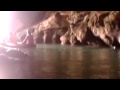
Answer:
[{"left": 0, "top": 11, "right": 12, "bottom": 43}]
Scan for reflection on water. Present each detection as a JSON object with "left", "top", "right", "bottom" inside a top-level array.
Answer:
[{"left": 0, "top": 44, "right": 120, "bottom": 79}]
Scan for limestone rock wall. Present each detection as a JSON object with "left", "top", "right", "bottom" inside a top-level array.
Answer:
[{"left": 15, "top": 11, "right": 120, "bottom": 48}]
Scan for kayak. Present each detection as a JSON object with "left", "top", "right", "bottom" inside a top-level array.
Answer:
[{"left": 0, "top": 43, "right": 36, "bottom": 48}]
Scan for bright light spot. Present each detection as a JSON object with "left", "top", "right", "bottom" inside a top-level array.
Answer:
[
  {"left": 118, "top": 35, "right": 120, "bottom": 44},
  {"left": 0, "top": 11, "right": 12, "bottom": 43}
]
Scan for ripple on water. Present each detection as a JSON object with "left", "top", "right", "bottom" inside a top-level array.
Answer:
[{"left": 0, "top": 44, "right": 120, "bottom": 79}]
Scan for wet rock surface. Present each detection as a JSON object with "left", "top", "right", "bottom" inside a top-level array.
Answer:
[
  {"left": 0, "top": 46, "right": 29, "bottom": 60},
  {"left": 14, "top": 11, "right": 120, "bottom": 48}
]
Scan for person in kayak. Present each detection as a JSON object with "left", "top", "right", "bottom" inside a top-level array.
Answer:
[{"left": 17, "top": 29, "right": 34, "bottom": 45}]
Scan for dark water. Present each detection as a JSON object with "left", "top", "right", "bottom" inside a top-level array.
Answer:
[{"left": 0, "top": 44, "right": 120, "bottom": 79}]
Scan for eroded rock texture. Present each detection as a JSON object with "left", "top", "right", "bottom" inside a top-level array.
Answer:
[{"left": 15, "top": 11, "right": 120, "bottom": 48}]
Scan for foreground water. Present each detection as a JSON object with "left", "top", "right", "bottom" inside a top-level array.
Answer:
[{"left": 0, "top": 44, "right": 120, "bottom": 79}]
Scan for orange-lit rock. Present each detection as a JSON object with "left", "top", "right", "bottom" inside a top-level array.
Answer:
[{"left": 13, "top": 11, "right": 120, "bottom": 48}]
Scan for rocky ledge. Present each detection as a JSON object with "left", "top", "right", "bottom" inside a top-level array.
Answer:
[{"left": 17, "top": 11, "right": 120, "bottom": 48}]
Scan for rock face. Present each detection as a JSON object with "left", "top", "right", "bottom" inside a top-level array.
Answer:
[
  {"left": 33, "top": 12, "right": 70, "bottom": 44},
  {"left": 16, "top": 11, "right": 120, "bottom": 48}
]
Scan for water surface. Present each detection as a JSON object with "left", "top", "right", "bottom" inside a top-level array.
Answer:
[{"left": 0, "top": 44, "right": 120, "bottom": 79}]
